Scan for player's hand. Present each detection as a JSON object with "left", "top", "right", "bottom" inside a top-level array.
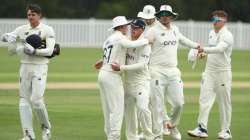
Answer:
[
  {"left": 197, "top": 52, "right": 206, "bottom": 59},
  {"left": 145, "top": 37, "right": 154, "bottom": 45},
  {"left": 1, "top": 33, "right": 17, "bottom": 43},
  {"left": 111, "top": 62, "right": 121, "bottom": 71},
  {"left": 23, "top": 42, "right": 36, "bottom": 55},
  {"left": 197, "top": 46, "right": 204, "bottom": 53},
  {"left": 94, "top": 59, "right": 103, "bottom": 70}
]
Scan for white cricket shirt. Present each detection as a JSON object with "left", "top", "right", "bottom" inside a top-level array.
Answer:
[
  {"left": 101, "top": 31, "right": 149, "bottom": 73},
  {"left": 122, "top": 35, "right": 151, "bottom": 84},
  {"left": 204, "top": 26, "right": 234, "bottom": 72},
  {"left": 145, "top": 23, "right": 199, "bottom": 74},
  {"left": 11, "top": 22, "right": 55, "bottom": 65}
]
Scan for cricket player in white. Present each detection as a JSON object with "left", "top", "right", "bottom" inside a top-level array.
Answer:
[
  {"left": 1, "top": 4, "right": 55, "bottom": 140},
  {"left": 145, "top": 5, "right": 200, "bottom": 140},
  {"left": 138, "top": 4, "right": 171, "bottom": 136},
  {"left": 97, "top": 16, "right": 149, "bottom": 140},
  {"left": 111, "top": 19, "right": 155, "bottom": 140},
  {"left": 188, "top": 10, "right": 234, "bottom": 139},
  {"left": 138, "top": 5, "right": 159, "bottom": 32}
]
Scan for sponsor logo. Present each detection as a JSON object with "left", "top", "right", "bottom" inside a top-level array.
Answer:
[{"left": 162, "top": 40, "right": 177, "bottom": 46}]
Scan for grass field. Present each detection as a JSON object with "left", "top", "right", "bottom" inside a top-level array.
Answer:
[{"left": 0, "top": 48, "right": 250, "bottom": 140}]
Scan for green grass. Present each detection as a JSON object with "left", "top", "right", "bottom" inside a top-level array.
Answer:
[
  {"left": 0, "top": 47, "right": 250, "bottom": 140},
  {"left": 0, "top": 89, "right": 250, "bottom": 140},
  {"left": 0, "top": 48, "right": 250, "bottom": 82}
]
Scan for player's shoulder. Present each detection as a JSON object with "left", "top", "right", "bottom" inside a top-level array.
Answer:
[
  {"left": 15, "top": 24, "right": 29, "bottom": 32},
  {"left": 105, "top": 31, "right": 123, "bottom": 45},
  {"left": 40, "top": 23, "right": 54, "bottom": 32},
  {"left": 223, "top": 27, "right": 233, "bottom": 37},
  {"left": 220, "top": 26, "right": 234, "bottom": 44},
  {"left": 221, "top": 27, "right": 233, "bottom": 38},
  {"left": 171, "top": 24, "right": 179, "bottom": 30}
]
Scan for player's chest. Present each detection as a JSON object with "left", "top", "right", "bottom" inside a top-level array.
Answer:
[
  {"left": 155, "top": 30, "right": 178, "bottom": 47},
  {"left": 208, "top": 33, "right": 220, "bottom": 47},
  {"left": 19, "top": 28, "right": 46, "bottom": 40},
  {"left": 126, "top": 48, "right": 139, "bottom": 61}
]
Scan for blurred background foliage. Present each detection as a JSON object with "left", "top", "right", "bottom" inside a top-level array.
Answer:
[{"left": 0, "top": 0, "right": 249, "bottom": 22}]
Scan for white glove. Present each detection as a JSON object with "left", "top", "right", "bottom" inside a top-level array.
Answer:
[
  {"left": 1, "top": 33, "right": 17, "bottom": 43},
  {"left": 23, "top": 42, "right": 36, "bottom": 55},
  {"left": 188, "top": 49, "right": 198, "bottom": 69}
]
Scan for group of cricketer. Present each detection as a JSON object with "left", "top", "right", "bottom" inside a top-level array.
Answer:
[{"left": 96, "top": 4, "right": 233, "bottom": 140}]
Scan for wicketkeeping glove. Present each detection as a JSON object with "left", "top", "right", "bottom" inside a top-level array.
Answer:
[
  {"left": 1, "top": 33, "right": 17, "bottom": 43},
  {"left": 46, "top": 43, "right": 61, "bottom": 59},
  {"left": 23, "top": 42, "right": 36, "bottom": 55}
]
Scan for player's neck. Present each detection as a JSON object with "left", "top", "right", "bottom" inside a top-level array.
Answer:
[
  {"left": 131, "top": 36, "right": 139, "bottom": 40},
  {"left": 214, "top": 26, "right": 223, "bottom": 33},
  {"left": 30, "top": 21, "right": 40, "bottom": 28}
]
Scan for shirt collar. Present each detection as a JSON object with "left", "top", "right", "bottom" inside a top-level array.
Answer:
[
  {"left": 29, "top": 22, "right": 42, "bottom": 29},
  {"left": 215, "top": 25, "right": 227, "bottom": 34},
  {"left": 158, "top": 22, "right": 172, "bottom": 30}
]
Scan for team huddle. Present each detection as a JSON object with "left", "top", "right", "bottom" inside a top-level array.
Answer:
[
  {"left": 0, "top": 2, "right": 233, "bottom": 140},
  {"left": 96, "top": 4, "right": 233, "bottom": 140}
]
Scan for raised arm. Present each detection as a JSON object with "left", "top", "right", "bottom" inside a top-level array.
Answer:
[{"left": 119, "top": 37, "right": 149, "bottom": 48}]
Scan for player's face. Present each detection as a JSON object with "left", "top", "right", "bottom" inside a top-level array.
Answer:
[
  {"left": 119, "top": 25, "right": 128, "bottom": 35},
  {"left": 159, "top": 16, "right": 172, "bottom": 26},
  {"left": 144, "top": 18, "right": 155, "bottom": 25},
  {"left": 27, "top": 10, "right": 41, "bottom": 26},
  {"left": 131, "top": 26, "right": 143, "bottom": 40},
  {"left": 212, "top": 17, "right": 226, "bottom": 31}
]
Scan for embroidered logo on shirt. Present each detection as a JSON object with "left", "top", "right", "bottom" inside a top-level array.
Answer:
[
  {"left": 25, "top": 32, "right": 29, "bottom": 35},
  {"left": 161, "top": 33, "right": 165, "bottom": 36},
  {"left": 155, "top": 80, "right": 159, "bottom": 85}
]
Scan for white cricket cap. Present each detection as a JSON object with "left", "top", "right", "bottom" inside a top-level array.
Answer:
[
  {"left": 137, "top": 12, "right": 143, "bottom": 18},
  {"left": 155, "top": 5, "right": 178, "bottom": 19},
  {"left": 140, "top": 5, "right": 156, "bottom": 19},
  {"left": 109, "top": 16, "right": 129, "bottom": 31}
]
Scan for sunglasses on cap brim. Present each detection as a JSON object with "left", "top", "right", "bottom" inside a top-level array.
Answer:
[
  {"left": 157, "top": 11, "right": 175, "bottom": 17},
  {"left": 211, "top": 17, "right": 225, "bottom": 23}
]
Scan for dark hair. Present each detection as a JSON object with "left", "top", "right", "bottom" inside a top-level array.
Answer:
[
  {"left": 211, "top": 10, "right": 228, "bottom": 19},
  {"left": 26, "top": 4, "right": 42, "bottom": 14}
]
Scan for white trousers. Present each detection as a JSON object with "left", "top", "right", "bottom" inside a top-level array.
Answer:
[
  {"left": 198, "top": 71, "right": 232, "bottom": 131},
  {"left": 124, "top": 81, "right": 154, "bottom": 140},
  {"left": 98, "top": 70, "right": 124, "bottom": 140},
  {"left": 150, "top": 68, "right": 184, "bottom": 137},
  {"left": 19, "top": 63, "right": 51, "bottom": 138}
]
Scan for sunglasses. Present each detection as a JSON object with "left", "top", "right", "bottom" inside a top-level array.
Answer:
[{"left": 211, "top": 17, "right": 224, "bottom": 23}]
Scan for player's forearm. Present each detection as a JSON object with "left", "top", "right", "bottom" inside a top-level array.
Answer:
[
  {"left": 7, "top": 44, "right": 17, "bottom": 55},
  {"left": 120, "top": 62, "right": 146, "bottom": 71},
  {"left": 204, "top": 42, "right": 228, "bottom": 54},
  {"left": 35, "top": 38, "right": 55, "bottom": 56},
  {"left": 121, "top": 38, "right": 149, "bottom": 48},
  {"left": 179, "top": 35, "right": 199, "bottom": 49}
]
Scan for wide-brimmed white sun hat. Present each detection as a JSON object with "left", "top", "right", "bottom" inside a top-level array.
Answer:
[
  {"left": 109, "top": 16, "right": 130, "bottom": 31},
  {"left": 140, "top": 5, "right": 156, "bottom": 19},
  {"left": 155, "top": 5, "right": 178, "bottom": 19},
  {"left": 137, "top": 11, "right": 143, "bottom": 18}
]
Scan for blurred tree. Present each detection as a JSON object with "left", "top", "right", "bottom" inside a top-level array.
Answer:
[{"left": 0, "top": 0, "right": 249, "bottom": 22}]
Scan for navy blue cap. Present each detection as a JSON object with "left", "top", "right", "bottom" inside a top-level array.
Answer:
[
  {"left": 26, "top": 34, "right": 42, "bottom": 49},
  {"left": 130, "top": 19, "right": 146, "bottom": 29}
]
